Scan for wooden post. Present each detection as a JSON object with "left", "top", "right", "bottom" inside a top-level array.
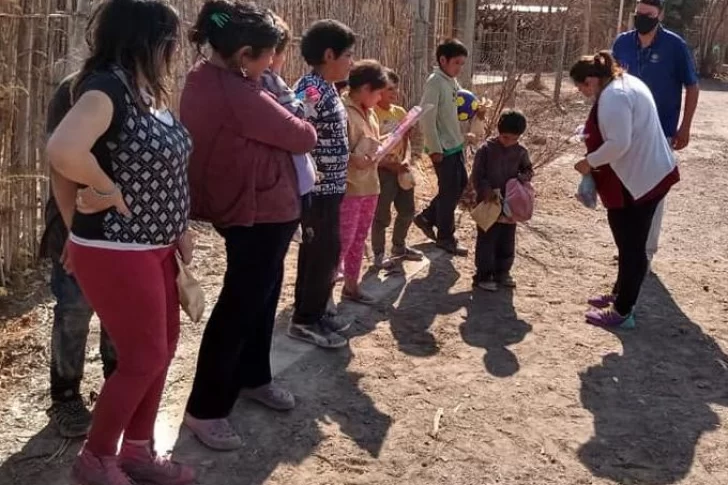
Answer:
[
  {"left": 458, "top": 0, "right": 478, "bottom": 88},
  {"left": 411, "top": 0, "right": 431, "bottom": 105},
  {"left": 411, "top": 0, "right": 431, "bottom": 156},
  {"left": 503, "top": 11, "right": 518, "bottom": 107},
  {"left": 507, "top": 12, "right": 517, "bottom": 77},
  {"left": 583, "top": 0, "right": 591, "bottom": 55}
]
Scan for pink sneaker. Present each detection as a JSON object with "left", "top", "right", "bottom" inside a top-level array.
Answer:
[
  {"left": 119, "top": 442, "right": 196, "bottom": 485},
  {"left": 71, "top": 446, "right": 134, "bottom": 485}
]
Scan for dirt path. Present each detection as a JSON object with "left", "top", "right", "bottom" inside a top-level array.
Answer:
[{"left": 1, "top": 83, "right": 727, "bottom": 485}]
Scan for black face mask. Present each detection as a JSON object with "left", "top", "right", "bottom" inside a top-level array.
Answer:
[{"left": 634, "top": 13, "right": 660, "bottom": 35}]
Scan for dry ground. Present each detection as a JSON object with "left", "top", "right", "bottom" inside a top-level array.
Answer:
[{"left": 1, "top": 82, "right": 727, "bottom": 485}]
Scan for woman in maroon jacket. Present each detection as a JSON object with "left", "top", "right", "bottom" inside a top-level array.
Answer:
[{"left": 180, "top": 0, "right": 317, "bottom": 451}]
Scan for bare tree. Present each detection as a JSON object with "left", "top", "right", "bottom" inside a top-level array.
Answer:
[{"left": 698, "top": 0, "right": 728, "bottom": 76}]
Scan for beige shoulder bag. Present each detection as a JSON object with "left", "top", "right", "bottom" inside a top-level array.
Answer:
[{"left": 175, "top": 253, "right": 205, "bottom": 323}]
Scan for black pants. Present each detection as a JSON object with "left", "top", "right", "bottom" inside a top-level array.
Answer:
[
  {"left": 474, "top": 223, "right": 517, "bottom": 281},
  {"left": 421, "top": 151, "right": 468, "bottom": 243},
  {"left": 186, "top": 221, "right": 297, "bottom": 419},
  {"left": 608, "top": 196, "right": 662, "bottom": 316},
  {"left": 293, "top": 193, "right": 344, "bottom": 326}
]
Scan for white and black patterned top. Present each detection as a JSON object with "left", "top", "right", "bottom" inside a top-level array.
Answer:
[
  {"left": 294, "top": 72, "right": 349, "bottom": 196},
  {"left": 71, "top": 67, "right": 192, "bottom": 246}
]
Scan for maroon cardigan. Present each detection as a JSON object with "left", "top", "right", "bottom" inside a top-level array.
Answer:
[
  {"left": 181, "top": 61, "right": 317, "bottom": 227},
  {"left": 584, "top": 103, "right": 678, "bottom": 209}
]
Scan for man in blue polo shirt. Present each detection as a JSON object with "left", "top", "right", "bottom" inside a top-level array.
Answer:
[{"left": 612, "top": 0, "right": 699, "bottom": 265}]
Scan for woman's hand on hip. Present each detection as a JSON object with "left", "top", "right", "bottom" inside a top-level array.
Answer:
[
  {"left": 60, "top": 240, "right": 74, "bottom": 275},
  {"left": 574, "top": 158, "right": 591, "bottom": 175},
  {"left": 76, "top": 185, "right": 131, "bottom": 217}
]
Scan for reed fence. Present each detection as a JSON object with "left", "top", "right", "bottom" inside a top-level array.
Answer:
[{"left": 0, "top": 0, "right": 442, "bottom": 283}]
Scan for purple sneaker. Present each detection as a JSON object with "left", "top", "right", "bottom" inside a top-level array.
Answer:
[
  {"left": 587, "top": 294, "right": 616, "bottom": 309},
  {"left": 585, "top": 307, "right": 635, "bottom": 329}
]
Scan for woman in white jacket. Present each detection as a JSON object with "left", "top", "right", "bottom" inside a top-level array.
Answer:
[{"left": 571, "top": 51, "right": 680, "bottom": 328}]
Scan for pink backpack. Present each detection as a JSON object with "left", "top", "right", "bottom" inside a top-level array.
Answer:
[{"left": 503, "top": 178, "right": 535, "bottom": 222}]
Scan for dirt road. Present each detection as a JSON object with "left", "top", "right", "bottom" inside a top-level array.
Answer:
[{"left": 1, "top": 82, "right": 727, "bottom": 485}]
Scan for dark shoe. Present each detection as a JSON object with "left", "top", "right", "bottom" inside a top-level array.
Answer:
[
  {"left": 373, "top": 253, "right": 395, "bottom": 269},
  {"left": 475, "top": 280, "right": 498, "bottom": 292},
  {"left": 320, "top": 313, "right": 352, "bottom": 333},
  {"left": 436, "top": 239, "right": 468, "bottom": 257},
  {"left": 341, "top": 288, "right": 378, "bottom": 306},
  {"left": 413, "top": 214, "right": 436, "bottom": 242},
  {"left": 391, "top": 245, "right": 425, "bottom": 261},
  {"left": 497, "top": 274, "right": 517, "bottom": 288},
  {"left": 47, "top": 398, "right": 92, "bottom": 438},
  {"left": 287, "top": 321, "right": 348, "bottom": 349}
]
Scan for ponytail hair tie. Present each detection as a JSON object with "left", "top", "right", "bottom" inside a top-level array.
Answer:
[{"left": 210, "top": 12, "right": 230, "bottom": 28}]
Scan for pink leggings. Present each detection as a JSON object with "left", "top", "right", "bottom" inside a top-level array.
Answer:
[
  {"left": 68, "top": 242, "right": 179, "bottom": 456},
  {"left": 339, "top": 195, "right": 378, "bottom": 283}
]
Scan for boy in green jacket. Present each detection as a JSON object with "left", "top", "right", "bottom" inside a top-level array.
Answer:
[{"left": 414, "top": 39, "right": 470, "bottom": 256}]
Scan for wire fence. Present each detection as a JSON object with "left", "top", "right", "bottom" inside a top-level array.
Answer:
[
  {"left": 0, "top": 0, "right": 430, "bottom": 281},
  {"left": 471, "top": 5, "right": 583, "bottom": 103}
]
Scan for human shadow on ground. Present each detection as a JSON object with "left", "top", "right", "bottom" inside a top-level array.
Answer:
[
  {"left": 382, "top": 253, "right": 471, "bottom": 357},
  {"left": 0, "top": 306, "right": 391, "bottom": 485},
  {"left": 459, "top": 287, "right": 532, "bottom": 378},
  {"left": 170, "top": 307, "right": 392, "bottom": 485},
  {"left": 0, "top": 423, "right": 83, "bottom": 485},
  {"left": 579, "top": 274, "right": 728, "bottom": 484}
]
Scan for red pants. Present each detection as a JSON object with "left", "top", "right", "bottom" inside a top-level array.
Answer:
[{"left": 68, "top": 242, "right": 179, "bottom": 456}]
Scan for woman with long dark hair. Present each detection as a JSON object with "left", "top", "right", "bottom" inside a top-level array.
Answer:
[
  {"left": 46, "top": 0, "right": 195, "bottom": 483},
  {"left": 181, "top": 0, "right": 317, "bottom": 450},
  {"left": 571, "top": 51, "right": 679, "bottom": 329}
]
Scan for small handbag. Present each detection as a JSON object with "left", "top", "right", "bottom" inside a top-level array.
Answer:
[{"left": 175, "top": 253, "right": 205, "bottom": 323}]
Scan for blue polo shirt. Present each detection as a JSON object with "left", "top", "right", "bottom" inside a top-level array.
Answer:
[{"left": 612, "top": 27, "right": 698, "bottom": 138}]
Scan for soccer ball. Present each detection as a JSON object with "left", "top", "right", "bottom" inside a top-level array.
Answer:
[{"left": 456, "top": 89, "right": 480, "bottom": 121}]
